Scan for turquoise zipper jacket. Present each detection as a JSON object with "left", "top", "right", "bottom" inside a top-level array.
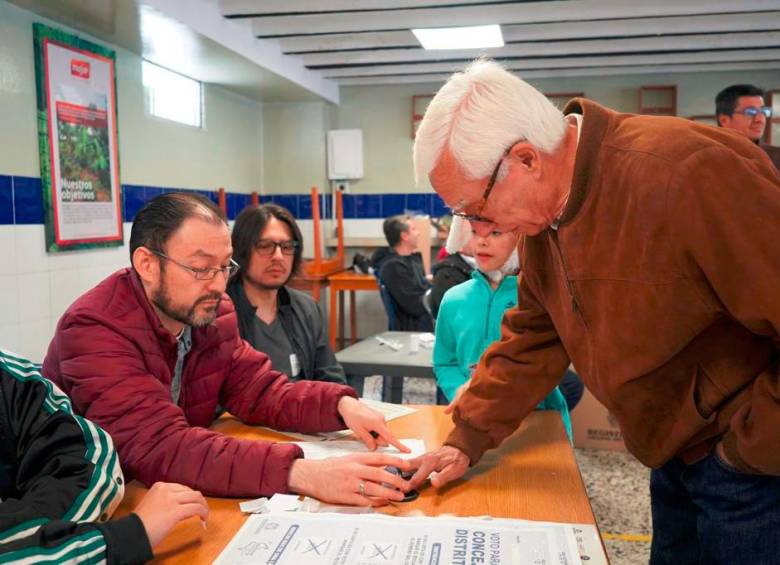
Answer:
[{"left": 434, "top": 271, "right": 573, "bottom": 440}]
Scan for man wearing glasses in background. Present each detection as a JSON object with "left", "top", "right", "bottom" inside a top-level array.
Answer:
[
  {"left": 44, "top": 192, "right": 415, "bottom": 506},
  {"left": 227, "top": 204, "right": 346, "bottom": 384},
  {"left": 408, "top": 60, "right": 780, "bottom": 564},
  {"left": 716, "top": 84, "right": 780, "bottom": 172}
]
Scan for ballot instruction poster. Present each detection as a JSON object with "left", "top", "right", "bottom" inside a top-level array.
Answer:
[
  {"left": 33, "top": 23, "right": 123, "bottom": 252},
  {"left": 214, "top": 512, "right": 585, "bottom": 565}
]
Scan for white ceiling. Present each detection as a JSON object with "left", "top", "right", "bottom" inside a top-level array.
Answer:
[
  {"left": 220, "top": 0, "right": 780, "bottom": 86},
  {"left": 10, "top": 0, "right": 780, "bottom": 101}
]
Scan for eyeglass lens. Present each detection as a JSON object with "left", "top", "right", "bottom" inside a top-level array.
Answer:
[{"left": 256, "top": 240, "right": 297, "bottom": 255}]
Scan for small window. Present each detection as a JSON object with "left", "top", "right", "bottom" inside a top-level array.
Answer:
[{"left": 142, "top": 60, "right": 202, "bottom": 128}]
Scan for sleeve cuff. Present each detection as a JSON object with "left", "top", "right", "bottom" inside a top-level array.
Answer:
[
  {"left": 333, "top": 385, "right": 359, "bottom": 428},
  {"left": 95, "top": 513, "right": 154, "bottom": 565},
  {"left": 443, "top": 420, "right": 495, "bottom": 466}
]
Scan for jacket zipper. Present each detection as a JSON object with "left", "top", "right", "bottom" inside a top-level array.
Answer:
[
  {"left": 548, "top": 229, "right": 588, "bottom": 329},
  {"left": 483, "top": 278, "right": 494, "bottom": 343}
]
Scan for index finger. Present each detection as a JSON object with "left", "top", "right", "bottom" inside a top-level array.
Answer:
[
  {"left": 373, "top": 425, "right": 410, "bottom": 453},
  {"left": 408, "top": 458, "right": 437, "bottom": 490}
]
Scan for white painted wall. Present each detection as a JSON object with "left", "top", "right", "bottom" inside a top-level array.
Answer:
[
  {"left": 262, "top": 70, "right": 780, "bottom": 195},
  {"left": 0, "top": 0, "right": 264, "bottom": 361}
]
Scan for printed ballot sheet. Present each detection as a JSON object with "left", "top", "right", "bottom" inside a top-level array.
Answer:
[
  {"left": 214, "top": 512, "right": 583, "bottom": 565},
  {"left": 292, "top": 439, "right": 425, "bottom": 460}
]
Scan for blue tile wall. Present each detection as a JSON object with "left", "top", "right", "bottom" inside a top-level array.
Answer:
[
  {"left": 405, "top": 193, "right": 432, "bottom": 216},
  {"left": 298, "top": 194, "right": 312, "bottom": 220},
  {"left": 431, "top": 193, "right": 449, "bottom": 218},
  {"left": 356, "top": 194, "right": 382, "bottom": 218},
  {"left": 0, "top": 175, "right": 13, "bottom": 225},
  {"left": 379, "top": 194, "right": 403, "bottom": 217},
  {"left": 341, "top": 194, "right": 356, "bottom": 219},
  {"left": 226, "top": 192, "right": 238, "bottom": 220},
  {"left": 271, "top": 195, "right": 299, "bottom": 218},
  {"left": 13, "top": 176, "right": 44, "bottom": 224},
  {"left": 0, "top": 171, "right": 448, "bottom": 225},
  {"left": 123, "top": 184, "right": 145, "bottom": 222}
]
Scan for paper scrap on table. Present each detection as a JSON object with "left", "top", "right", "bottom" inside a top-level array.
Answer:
[
  {"left": 268, "top": 399, "right": 417, "bottom": 442},
  {"left": 240, "top": 494, "right": 302, "bottom": 514},
  {"left": 293, "top": 438, "right": 425, "bottom": 460}
]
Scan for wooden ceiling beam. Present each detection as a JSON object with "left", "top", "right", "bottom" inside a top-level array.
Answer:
[
  {"left": 302, "top": 31, "right": 780, "bottom": 67},
  {"left": 320, "top": 49, "right": 780, "bottom": 78},
  {"left": 278, "top": 12, "right": 780, "bottom": 54},
  {"left": 220, "top": 0, "right": 502, "bottom": 17},
  {"left": 248, "top": 0, "right": 780, "bottom": 37},
  {"left": 334, "top": 61, "right": 780, "bottom": 85}
]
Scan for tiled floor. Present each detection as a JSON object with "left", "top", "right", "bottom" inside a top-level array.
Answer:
[{"left": 363, "top": 376, "right": 652, "bottom": 565}]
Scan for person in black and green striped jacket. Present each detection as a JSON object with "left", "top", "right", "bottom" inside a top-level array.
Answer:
[{"left": 0, "top": 349, "right": 208, "bottom": 564}]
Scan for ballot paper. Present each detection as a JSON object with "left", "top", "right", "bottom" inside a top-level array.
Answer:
[
  {"left": 292, "top": 438, "right": 425, "bottom": 460},
  {"left": 266, "top": 399, "right": 418, "bottom": 442},
  {"left": 214, "top": 512, "right": 589, "bottom": 565}
]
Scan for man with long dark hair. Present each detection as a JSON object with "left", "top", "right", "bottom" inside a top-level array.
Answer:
[{"left": 228, "top": 204, "right": 345, "bottom": 383}]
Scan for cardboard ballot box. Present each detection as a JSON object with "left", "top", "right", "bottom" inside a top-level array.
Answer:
[{"left": 570, "top": 388, "right": 627, "bottom": 452}]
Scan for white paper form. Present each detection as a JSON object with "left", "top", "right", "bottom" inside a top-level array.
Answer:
[
  {"left": 262, "top": 399, "right": 418, "bottom": 442},
  {"left": 293, "top": 439, "right": 425, "bottom": 460},
  {"left": 214, "top": 512, "right": 584, "bottom": 565}
]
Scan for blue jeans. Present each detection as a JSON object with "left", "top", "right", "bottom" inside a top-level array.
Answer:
[
  {"left": 650, "top": 453, "right": 780, "bottom": 565},
  {"left": 558, "top": 369, "right": 584, "bottom": 412}
]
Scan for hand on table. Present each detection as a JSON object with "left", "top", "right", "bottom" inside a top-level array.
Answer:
[
  {"left": 133, "top": 482, "right": 209, "bottom": 549},
  {"left": 408, "top": 446, "right": 470, "bottom": 490},
  {"left": 288, "top": 453, "right": 413, "bottom": 506},
  {"left": 337, "top": 396, "right": 410, "bottom": 453}
]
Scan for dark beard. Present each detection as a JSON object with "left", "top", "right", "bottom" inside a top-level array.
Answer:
[
  {"left": 243, "top": 270, "right": 288, "bottom": 292},
  {"left": 152, "top": 270, "right": 222, "bottom": 328}
]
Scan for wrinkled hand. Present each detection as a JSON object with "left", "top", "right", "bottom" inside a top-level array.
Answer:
[
  {"left": 408, "top": 446, "right": 470, "bottom": 490},
  {"left": 444, "top": 382, "right": 469, "bottom": 415},
  {"left": 288, "top": 453, "right": 413, "bottom": 506},
  {"left": 337, "top": 396, "right": 410, "bottom": 453},
  {"left": 134, "top": 482, "right": 209, "bottom": 549}
]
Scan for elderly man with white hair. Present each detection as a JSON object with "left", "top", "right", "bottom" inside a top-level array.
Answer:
[{"left": 407, "top": 59, "right": 780, "bottom": 565}]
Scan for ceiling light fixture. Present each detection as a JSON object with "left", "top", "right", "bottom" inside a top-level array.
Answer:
[{"left": 412, "top": 24, "right": 504, "bottom": 50}]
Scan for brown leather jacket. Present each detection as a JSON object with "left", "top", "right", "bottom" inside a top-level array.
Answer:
[{"left": 446, "top": 98, "right": 780, "bottom": 475}]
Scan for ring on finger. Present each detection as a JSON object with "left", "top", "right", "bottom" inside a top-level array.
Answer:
[{"left": 358, "top": 481, "right": 366, "bottom": 496}]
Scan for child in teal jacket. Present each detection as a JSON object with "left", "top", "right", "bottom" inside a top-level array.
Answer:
[{"left": 433, "top": 223, "right": 573, "bottom": 441}]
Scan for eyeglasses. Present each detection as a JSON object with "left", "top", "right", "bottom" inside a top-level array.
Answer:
[
  {"left": 255, "top": 239, "right": 299, "bottom": 256},
  {"left": 451, "top": 139, "right": 522, "bottom": 224},
  {"left": 735, "top": 106, "right": 772, "bottom": 119},
  {"left": 151, "top": 250, "right": 240, "bottom": 280}
]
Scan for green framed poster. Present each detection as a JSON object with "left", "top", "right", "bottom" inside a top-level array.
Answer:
[{"left": 33, "top": 23, "right": 123, "bottom": 252}]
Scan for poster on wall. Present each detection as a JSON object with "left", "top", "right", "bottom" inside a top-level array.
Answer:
[{"left": 33, "top": 23, "right": 123, "bottom": 252}]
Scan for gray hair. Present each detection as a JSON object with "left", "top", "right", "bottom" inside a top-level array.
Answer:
[{"left": 414, "top": 59, "right": 568, "bottom": 185}]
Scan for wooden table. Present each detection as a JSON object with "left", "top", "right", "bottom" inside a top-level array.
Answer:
[
  {"left": 114, "top": 408, "right": 603, "bottom": 564},
  {"left": 327, "top": 270, "right": 379, "bottom": 351}
]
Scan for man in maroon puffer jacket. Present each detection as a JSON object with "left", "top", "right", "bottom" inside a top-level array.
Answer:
[{"left": 44, "top": 193, "right": 413, "bottom": 504}]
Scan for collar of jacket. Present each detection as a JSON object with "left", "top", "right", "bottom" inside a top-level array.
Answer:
[
  {"left": 227, "top": 278, "right": 294, "bottom": 320},
  {"left": 470, "top": 269, "right": 517, "bottom": 292},
  {"left": 127, "top": 268, "right": 188, "bottom": 348},
  {"left": 558, "top": 98, "right": 612, "bottom": 227},
  {"left": 432, "top": 253, "right": 474, "bottom": 277}
]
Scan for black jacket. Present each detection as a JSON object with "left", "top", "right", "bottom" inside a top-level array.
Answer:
[
  {"left": 0, "top": 350, "right": 152, "bottom": 565},
  {"left": 227, "top": 280, "right": 346, "bottom": 384},
  {"left": 378, "top": 251, "right": 433, "bottom": 332},
  {"left": 430, "top": 253, "right": 475, "bottom": 318}
]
